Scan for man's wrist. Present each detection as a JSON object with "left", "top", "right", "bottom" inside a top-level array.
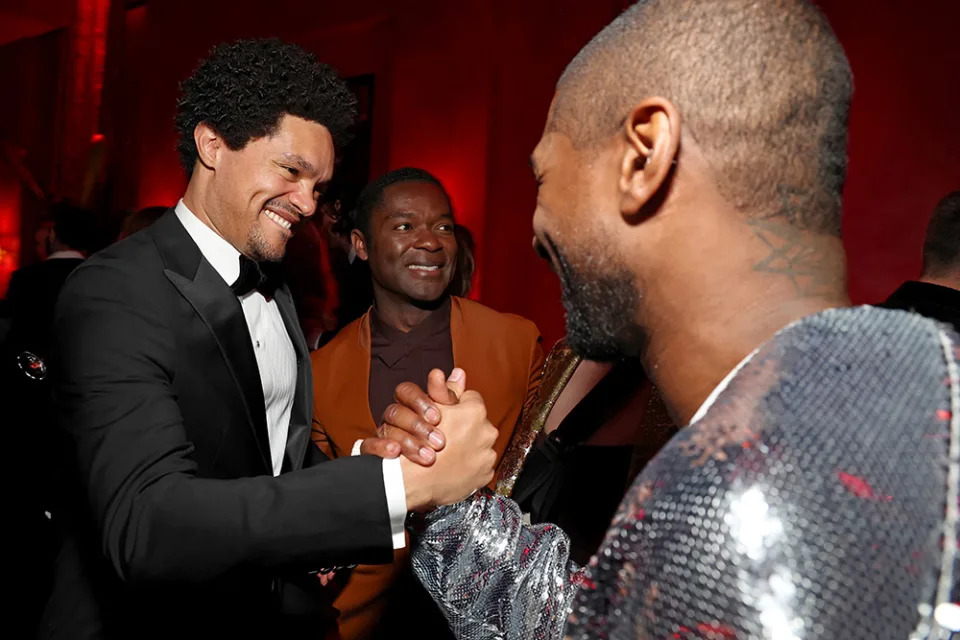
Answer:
[{"left": 399, "top": 456, "right": 433, "bottom": 512}]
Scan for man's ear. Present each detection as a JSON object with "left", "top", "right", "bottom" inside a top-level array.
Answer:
[
  {"left": 351, "top": 229, "right": 369, "bottom": 261},
  {"left": 618, "top": 97, "right": 681, "bottom": 216},
  {"left": 193, "top": 122, "right": 224, "bottom": 170}
]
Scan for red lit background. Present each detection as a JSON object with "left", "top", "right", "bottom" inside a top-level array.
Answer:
[{"left": 0, "top": 0, "right": 958, "bottom": 347}]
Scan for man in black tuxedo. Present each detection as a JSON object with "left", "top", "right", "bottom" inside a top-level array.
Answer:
[
  {"left": 40, "top": 39, "right": 497, "bottom": 639},
  {"left": 883, "top": 189, "right": 960, "bottom": 328}
]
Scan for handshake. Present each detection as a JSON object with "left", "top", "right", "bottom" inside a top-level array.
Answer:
[{"left": 359, "top": 368, "right": 499, "bottom": 512}]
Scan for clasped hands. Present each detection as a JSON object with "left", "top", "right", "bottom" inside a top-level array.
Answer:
[{"left": 359, "top": 368, "right": 498, "bottom": 512}]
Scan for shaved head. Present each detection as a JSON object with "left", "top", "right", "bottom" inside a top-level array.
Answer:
[{"left": 551, "top": 0, "right": 853, "bottom": 235}]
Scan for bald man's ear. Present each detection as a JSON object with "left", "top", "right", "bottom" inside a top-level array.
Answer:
[
  {"left": 351, "top": 229, "right": 370, "bottom": 261},
  {"left": 194, "top": 122, "right": 224, "bottom": 170},
  {"left": 618, "top": 97, "right": 681, "bottom": 216}
]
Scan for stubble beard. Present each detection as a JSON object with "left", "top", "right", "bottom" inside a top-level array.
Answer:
[
  {"left": 555, "top": 239, "right": 646, "bottom": 362},
  {"left": 247, "top": 219, "right": 286, "bottom": 262}
]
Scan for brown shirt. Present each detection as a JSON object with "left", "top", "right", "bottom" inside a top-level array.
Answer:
[{"left": 367, "top": 297, "right": 454, "bottom": 426}]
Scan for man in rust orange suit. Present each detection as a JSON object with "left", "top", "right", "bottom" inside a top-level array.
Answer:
[{"left": 310, "top": 167, "right": 543, "bottom": 639}]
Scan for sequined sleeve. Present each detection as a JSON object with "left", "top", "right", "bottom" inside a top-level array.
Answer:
[
  {"left": 411, "top": 490, "right": 584, "bottom": 639},
  {"left": 566, "top": 307, "right": 960, "bottom": 639}
]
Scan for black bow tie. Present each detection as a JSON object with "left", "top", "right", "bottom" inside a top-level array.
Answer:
[{"left": 230, "top": 255, "right": 280, "bottom": 298}]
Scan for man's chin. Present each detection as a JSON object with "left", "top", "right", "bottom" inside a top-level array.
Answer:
[
  {"left": 248, "top": 239, "right": 288, "bottom": 263},
  {"left": 563, "top": 300, "right": 646, "bottom": 362},
  {"left": 407, "top": 291, "right": 450, "bottom": 309},
  {"left": 251, "top": 251, "right": 285, "bottom": 263}
]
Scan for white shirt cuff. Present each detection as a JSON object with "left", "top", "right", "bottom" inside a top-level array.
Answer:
[
  {"left": 352, "top": 439, "right": 407, "bottom": 550},
  {"left": 381, "top": 457, "right": 408, "bottom": 549}
]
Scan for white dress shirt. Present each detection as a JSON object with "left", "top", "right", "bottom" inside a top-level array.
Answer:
[{"left": 175, "top": 201, "right": 406, "bottom": 547}]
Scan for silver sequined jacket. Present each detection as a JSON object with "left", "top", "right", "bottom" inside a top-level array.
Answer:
[{"left": 412, "top": 306, "right": 960, "bottom": 639}]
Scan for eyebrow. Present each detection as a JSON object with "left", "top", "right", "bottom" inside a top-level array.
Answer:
[
  {"left": 385, "top": 211, "right": 454, "bottom": 221},
  {"left": 280, "top": 152, "right": 314, "bottom": 173}
]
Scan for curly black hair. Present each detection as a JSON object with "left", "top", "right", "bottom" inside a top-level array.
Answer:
[{"left": 175, "top": 38, "right": 357, "bottom": 172}]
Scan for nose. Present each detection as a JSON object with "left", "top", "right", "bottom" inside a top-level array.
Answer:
[
  {"left": 532, "top": 235, "right": 548, "bottom": 260},
  {"left": 413, "top": 228, "right": 442, "bottom": 251},
  {"left": 288, "top": 183, "right": 318, "bottom": 218}
]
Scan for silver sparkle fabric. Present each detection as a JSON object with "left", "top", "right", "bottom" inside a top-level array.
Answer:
[{"left": 412, "top": 306, "right": 960, "bottom": 639}]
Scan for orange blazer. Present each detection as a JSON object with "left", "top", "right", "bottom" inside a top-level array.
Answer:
[{"left": 310, "top": 296, "right": 543, "bottom": 640}]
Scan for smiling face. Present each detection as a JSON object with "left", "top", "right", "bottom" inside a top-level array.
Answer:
[
  {"left": 353, "top": 181, "right": 458, "bottom": 305},
  {"left": 202, "top": 114, "right": 334, "bottom": 262}
]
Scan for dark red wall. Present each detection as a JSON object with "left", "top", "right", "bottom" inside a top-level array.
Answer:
[
  {"left": 0, "top": 29, "right": 64, "bottom": 294},
  {"left": 821, "top": 0, "right": 960, "bottom": 305},
  {"left": 114, "top": 0, "right": 959, "bottom": 347}
]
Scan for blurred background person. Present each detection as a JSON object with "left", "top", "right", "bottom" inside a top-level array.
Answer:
[
  {"left": 319, "top": 180, "right": 375, "bottom": 339},
  {"left": 882, "top": 189, "right": 960, "bottom": 328},
  {"left": 116, "top": 205, "right": 167, "bottom": 241},
  {"left": 282, "top": 192, "right": 342, "bottom": 350},
  {"left": 2, "top": 201, "right": 95, "bottom": 637},
  {"left": 4, "top": 202, "right": 95, "bottom": 360}
]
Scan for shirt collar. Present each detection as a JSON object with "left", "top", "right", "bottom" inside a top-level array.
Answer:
[
  {"left": 370, "top": 297, "right": 452, "bottom": 367},
  {"left": 46, "top": 249, "right": 85, "bottom": 260},
  {"left": 175, "top": 199, "right": 241, "bottom": 285}
]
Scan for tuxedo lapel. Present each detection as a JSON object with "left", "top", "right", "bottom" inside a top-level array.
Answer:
[
  {"left": 152, "top": 211, "right": 272, "bottom": 473},
  {"left": 274, "top": 284, "right": 313, "bottom": 472}
]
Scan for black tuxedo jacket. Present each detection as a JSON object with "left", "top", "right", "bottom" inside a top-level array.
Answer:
[{"left": 40, "top": 211, "right": 393, "bottom": 639}]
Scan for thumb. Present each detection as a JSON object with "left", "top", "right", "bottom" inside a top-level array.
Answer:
[
  {"left": 426, "top": 368, "right": 466, "bottom": 404},
  {"left": 445, "top": 368, "right": 466, "bottom": 400}
]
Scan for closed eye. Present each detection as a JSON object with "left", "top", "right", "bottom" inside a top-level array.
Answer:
[{"left": 282, "top": 166, "right": 299, "bottom": 177}]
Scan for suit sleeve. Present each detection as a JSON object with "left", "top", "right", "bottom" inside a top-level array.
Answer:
[{"left": 54, "top": 262, "right": 393, "bottom": 586}]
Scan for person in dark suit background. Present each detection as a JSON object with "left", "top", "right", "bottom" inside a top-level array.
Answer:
[
  {"left": 5, "top": 203, "right": 94, "bottom": 638},
  {"left": 40, "top": 38, "right": 498, "bottom": 640},
  {"left": 4, "top": 202, "right": 94, "bottom": 360},
  {"left": 116, "top": 205, "right": 167, "bottom": 241},
  {"left": 883, "top": 189, "right": 960, "bottom": 328}
]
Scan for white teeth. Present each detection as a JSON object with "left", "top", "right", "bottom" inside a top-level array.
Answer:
[
  {"left": 264, "top": 209, "right": 292, "bottom": 230},
  {"left": 408, "top": 265, "right": 440, "bottom": 271}
]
